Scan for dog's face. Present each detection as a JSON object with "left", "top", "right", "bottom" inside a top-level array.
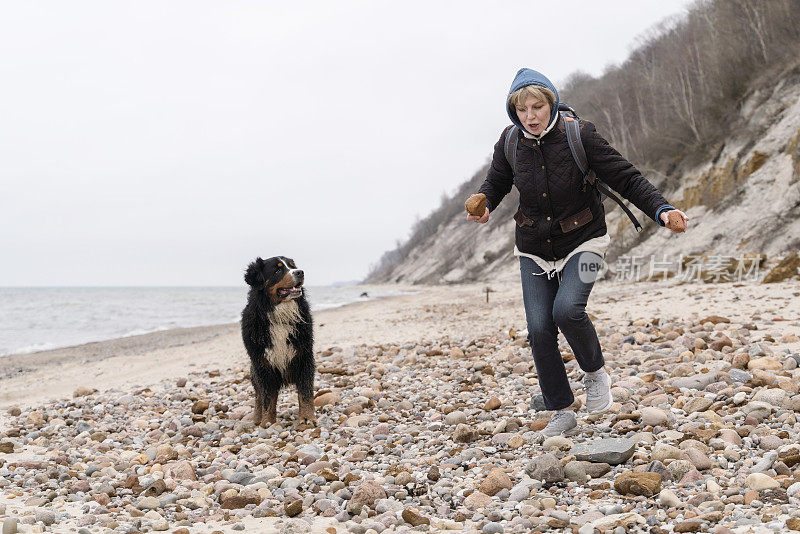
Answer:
[{"left": 244, "top": 256, "right": 305, "bottom": 304}]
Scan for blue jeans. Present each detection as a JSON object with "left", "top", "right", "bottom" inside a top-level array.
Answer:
[{"left": 519, "top": 252, "right": 605, "bottom": 410}]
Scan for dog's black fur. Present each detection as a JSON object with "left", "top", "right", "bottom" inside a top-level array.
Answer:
[{"left": 241, "top": 256, "right": 315, "bottom": 426}]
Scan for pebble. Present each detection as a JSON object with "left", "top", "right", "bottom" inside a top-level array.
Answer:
[
  {"left": 530, "top": 394, "right": 547, "bottom": 411},
  {"left": 746, "top": 473, "right": 779, "bottom": 490},
  {"left": 314, "top": 392, "right": 340, "bottom": 407},
  {"left": 464, "top": 491, "right": 492, "bottom": 509},
  {"left": 137, "top": 496, "right": 161, "bottom": 510},
  {"left": 742, "top": 401, "right": 772, "bottom": 421},
  {"left": 444, "top": 411, "right": 467, "bottom": 425},
  {"left": 753, "top": 388, "right": 790, "bottom": 407},
  {"left": 350, "top": 481, "right": 387, "bottom": 508},
  {"left": 759, "top": 435, "right": 785, "bottom": 450},
  {"left": 484, "top": 397, "right": 501, "bottom": 410},
  {"left": 401, "top": 507, "right": 430, "bottom": 527},
  {"left": 2, "top": 519, "right": 19, "bottom": 534},
  {"left": 614, "top": 472, "right": 662, "bottom": 497},
  {"left": 73, "top": 386, "right": 95, "bottom": 397},
  {"left": 658, "top": 489, "right": 681, "bottom": 508},
  {"left": 525, "top": 453, "right": 564, "bottom": 483},
  {"left": 570, "top": 438, "right": 635, "bottom": 465},
  {"left": 2, "top": 301, "right": 799, "bottom": 533},
  {"left": 285, "top": 499, "right": 303, "bottom": 517},
  {"left": 683, "top": 397, "right": 713, "bottom": 413},
  {"left": 674, "top": 519, "right": 702, "bottom": 532},
  {"left": 453, "top": 423, "right": 478, "bottom": 443},
  {"left": 651, "top": 443, "right": 683, "bottom": 463},
  {"left": 640, "top": 407, "right": 669, "bottom": 427},
  {"left": 748, "top": 357, "right": 782, "bottom": 371},
  {"left": 672, "top": 373, "right": 719, "bottom": 390},
  {"left": 479, "top": 468, "right": 513, "bottom": 496},
  {"left": 34, "top": 509, "right": 55, "bottom": 526},
  {"left": 729, "top": 369, "right": 751, "bottom": 383},
  {"left": 542, "top": 435, "right": 572, "bottom": 451},
  {"left": 564, "top": 461, "right": 588, "bottom": 483}
]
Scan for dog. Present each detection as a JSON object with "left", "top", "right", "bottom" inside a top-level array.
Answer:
[{"left": 241, "top": 256, "right": 315, "bottom": 426}]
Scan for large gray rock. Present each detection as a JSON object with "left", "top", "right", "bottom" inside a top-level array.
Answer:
[
  {"left": 564, "top": 461, "right": 588, "bottom": 483},
  {"left": 525, "top": 453, "right": 564, "bottom": 483},
  {"left": 570, "top": 438, "right": 636, "bottom": 465}
]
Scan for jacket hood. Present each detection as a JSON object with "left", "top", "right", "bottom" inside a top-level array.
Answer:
[{"left": 507, "top": 68, "right": 560, "bottom": 136}]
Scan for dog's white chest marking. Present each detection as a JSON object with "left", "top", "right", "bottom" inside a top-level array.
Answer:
[{"left": 266, "top": 300, "right": 302, "bottom": 372}]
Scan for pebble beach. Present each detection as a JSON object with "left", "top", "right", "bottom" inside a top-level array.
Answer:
[{"left": 2, "top": 279, "right": 800, "bottom": 534}]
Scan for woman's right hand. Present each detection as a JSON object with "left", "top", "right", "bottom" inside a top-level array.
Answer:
[{"left": 466, "top": 207, "right": 490, "bottom": 224}]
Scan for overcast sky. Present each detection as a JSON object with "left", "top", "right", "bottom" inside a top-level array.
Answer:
[{"left": 0, "top": 1, "right": 693, "bottom": 287}]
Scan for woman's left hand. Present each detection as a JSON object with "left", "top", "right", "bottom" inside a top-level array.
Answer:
[{"left": 660, "top": 209, "right": 689, "bottom": 233}]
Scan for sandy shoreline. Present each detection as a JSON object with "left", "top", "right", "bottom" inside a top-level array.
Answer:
[
  {"left": 3, "top": 279, "right": 798, "bottom": 411},
  {"left": 0, "top": 284, "right": 424, "bottom": 410}
]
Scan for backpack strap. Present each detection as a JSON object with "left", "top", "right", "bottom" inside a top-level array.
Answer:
[
  {"left": 595, "top": 180, "right": 643, "bottom": 233},
  {"left": 503, "top": 124, "right": 519, "bottom": 174},
  {"left": 562, "top": 113, "right": 589, "bottom": 176},
  {"left": 560, "top": 110, "right": 643, "bottom": 233}
]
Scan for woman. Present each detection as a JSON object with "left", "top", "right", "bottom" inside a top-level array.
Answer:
[{"left": 468, "top": 68, "right": 688, "bottom": 437}]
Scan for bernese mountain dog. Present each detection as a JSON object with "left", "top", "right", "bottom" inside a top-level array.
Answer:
[{"left": 241, "top": 256, "right": 315, "bottom": 426}]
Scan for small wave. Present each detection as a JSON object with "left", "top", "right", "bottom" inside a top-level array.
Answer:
[
  {"left": 120, "top": 326, "right": 172, "bottom": 338},
  {"left": 3, "top": 342, "right": 58, "bottom": 357},
  {"left": 313, "top": 301, "right": 354, "bottom": 311}
]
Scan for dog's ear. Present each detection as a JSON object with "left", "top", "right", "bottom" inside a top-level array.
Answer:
[{"left": 244, "top": 258, "right": 265, "bottom": 287}]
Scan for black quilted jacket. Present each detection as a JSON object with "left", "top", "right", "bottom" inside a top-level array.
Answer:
[{"left": 477, "top": 115, "right": 671, "bottom": 260}]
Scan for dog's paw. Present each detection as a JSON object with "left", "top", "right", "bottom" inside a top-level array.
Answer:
[
  {"left": 259, "top": 415, "right": 277, "bottom": 428},
  {"left": 298, "top": 403, "right": 316, "bottom": 424},
  {"left": 297, "top": 414, "right": 318, "bottom": 428},
  {"left": 296, "top": 419, "right": 318, "bottom": 431}
]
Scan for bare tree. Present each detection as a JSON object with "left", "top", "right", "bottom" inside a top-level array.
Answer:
[{"left": 366, "top": 0, "right": 800, "bottom": 284}]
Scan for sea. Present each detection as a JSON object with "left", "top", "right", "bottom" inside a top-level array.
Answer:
[{"left": 0, "top": 286, "right": 406, "bottom": 357}]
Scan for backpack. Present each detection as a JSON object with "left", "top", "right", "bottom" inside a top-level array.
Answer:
[{"left": 503, "top": 102, "right": 643, "bottom": 233}]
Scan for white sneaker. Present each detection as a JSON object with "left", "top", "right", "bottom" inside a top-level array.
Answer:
[
  {"left": 540, "top": 410, "right": 577, "bottom": 437},
  {"left": 584, "top": 368, "right": 612, "bottom": 413}
]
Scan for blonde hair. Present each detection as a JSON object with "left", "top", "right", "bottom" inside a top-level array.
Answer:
[{"left": 509, "top": 85, "right": 556, "bottom": 108}]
